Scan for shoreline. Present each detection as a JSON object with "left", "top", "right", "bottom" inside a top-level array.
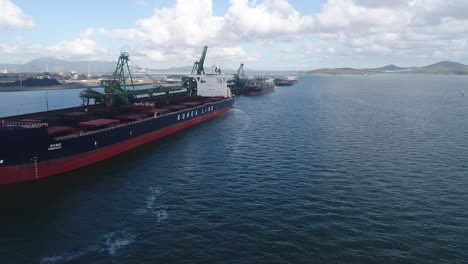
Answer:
[
  {"left": 0, "top": 83, "right": 99, "bottom": 92},
  {"left": 0, "top": 82, "right": 158, "bottom": 92}
]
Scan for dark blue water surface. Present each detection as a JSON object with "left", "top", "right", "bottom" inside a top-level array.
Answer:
[{"left": 1, "top": 74, "right": 468, "bottom": 263}]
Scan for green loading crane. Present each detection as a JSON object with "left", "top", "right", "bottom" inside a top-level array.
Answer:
[
  {"left": 101, "top": 52, "right": 135, "bottom": 106},
  {"left": 236, "top": 63, "right": 245, "bottom": 80},
  {"left": 184, "top": 46, "right": 209, "bottom": 95},
  {"left": 228, "top": 63, "right": 248, "bottom": 95},
  {"left": 80, "top": 52, "right": 135, "bottom": 107},
  {"left": 81, "top": 52, "right": 189, "bottom": 107},
  {"left": 191, "top": 46, "right": 208, "bottom": 75}
]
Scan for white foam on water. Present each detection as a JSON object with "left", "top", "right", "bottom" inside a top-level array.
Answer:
[
  {"left": 146, "top": 195, "right": 156, "bottom": 209},
  {"left": 229, "top": 108, "right": 251, "bottom": 151},
  {"left": 134, "top": 186, "right": 166, "bottom": 218},
  {"left": 102, "top": 230, "right": 136, "bottom": 257},
  {"left": 132, "top": 208, "right": 148, "bottom": 216},
  {"left": 145, "top": 186, "right": 161, "bottom": 209},
  {"left": 132, "top": 187, "right": 169, "bottom": 222},
  {"left": 40, "top": 256, "right": 63, "bottom": 264},
  {"left": 40, "top": 245, "right": 98, "bottom": 263},
  {"left": 154, "top": 209, "right": 169, "bottom": 222},
  {"left": 40, "top": 230, "right": 136, "bottom": 262}
]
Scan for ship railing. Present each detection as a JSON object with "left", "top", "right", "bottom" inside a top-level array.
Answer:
[
  {"left": 133, "top": 102, "right": 154, "bottom": 106},
  {"left": 1, "top": 120, "right": 48, "bottom": 128},
  {"left": 54, "top": 99, "right": 227, "bottom": 140},
  {"left": 54, "top": 116, "right": 156, "bottom": 140}
]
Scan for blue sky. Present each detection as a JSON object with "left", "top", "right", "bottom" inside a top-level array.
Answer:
[
  {"left": 1, "top": 0, "right": 468, "bottom": 70},
  {"left": 5, "top": 0, "right": 321, "bottom": 45}
]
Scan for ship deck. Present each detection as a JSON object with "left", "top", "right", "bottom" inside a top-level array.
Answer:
[{"left": 0, "top": 95, "right": 227, "bottom": 139}]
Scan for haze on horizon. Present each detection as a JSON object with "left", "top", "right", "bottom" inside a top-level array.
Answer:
[{"left": 1, "top": 0, "right": 468, "bottom": 71}]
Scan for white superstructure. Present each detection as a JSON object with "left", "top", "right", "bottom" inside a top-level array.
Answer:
[{"left": 193, "top": 74, "right": 232, "bottom": 98}]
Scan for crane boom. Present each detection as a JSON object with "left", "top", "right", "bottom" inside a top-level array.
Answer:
[
  {"left": 101, "top": 52, "right": 135, "bottom": 105},
  {"left": 191, "top": 46, "right": 208, "bottom": 75},
  {"left": 237, "top": 63, "right": 245, "bottom": 79}
]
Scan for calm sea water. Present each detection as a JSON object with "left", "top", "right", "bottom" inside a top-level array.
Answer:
[{"left": 1, "top": 74, "right": 468, "bottom": 263}]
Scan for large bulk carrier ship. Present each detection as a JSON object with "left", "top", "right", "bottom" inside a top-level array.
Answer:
[{"left": 0, "top": 47, "right": 234, "bottom": 184}]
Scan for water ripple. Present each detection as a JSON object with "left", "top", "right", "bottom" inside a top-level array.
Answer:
[{"left": 3, "top": 75, "right": 468, "bottom": 263}]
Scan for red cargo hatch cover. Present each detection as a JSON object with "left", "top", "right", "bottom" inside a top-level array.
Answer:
[
  {"left": 79, "top": 119, "right": 120, "bottom": 128},
  {"left": 162, "top": 105, "right": 187, "bottom": 111},
  {"left": 115, "top": 114, "right": 147, "bottom": 121},
  {"left": 48, "top": 126, "right": 76, "bottom": 136}
]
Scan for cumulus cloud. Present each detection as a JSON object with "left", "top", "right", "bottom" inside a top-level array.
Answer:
[
  {"left": 0, "top": 0, "right": 35, "bottom": 29},
  {"left": 3, "top": 0, "right": 468, "bottom": 68},
  {"left": 107, "top": 0, "right": 224, "bottom": 48},
  {"left": 316, "top": 0, "right": 408, "bottom": 32},
  {"left": 47, "top": 29, "right": 105, "bottom": 58},
  {"left": 0, "top": 29, "right": 109, "bottom": 60},
  {"left": 304, "top": 0, "right": 468, "bottom": 66},
  {"left": 224, "top": 0, "right": 313, "bottom": 39},
  {"left": 105, "top": 0, "right": 311, "bottom": 65},
  {"left": 104, "top": 0, "right": 468, "bottom": 67}
]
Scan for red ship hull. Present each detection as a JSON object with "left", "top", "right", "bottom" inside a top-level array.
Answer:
[
  {"left": 0, "top": 107, "right": 231, "bottom": 185},
  {"left": 245, "top": 85, "right": 275, "bottom": 96}
]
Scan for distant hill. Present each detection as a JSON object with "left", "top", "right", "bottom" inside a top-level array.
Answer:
[
  {"left": 306, "top": 68, "right": 371, "bottom": 75},
  {"left": 373, "top": 64, "right": 406, "bottom": 72},
  {"left": 307, "top": 61, "right": 468, "bottom": 75},
  {"left": 24, "top": 58, "right": 122, "bottom": 73},
  {"left": 165, "top": 66, "right": 194, "bottom": 72},
  {"left": 415, "top": 61, "right": 468, "bottom": 74},
  {"left": 0, "top": 57, "right": 143, "bottom": 74},
  {"left": 0, "top": 57, "right": 244, "bottom": 75}
]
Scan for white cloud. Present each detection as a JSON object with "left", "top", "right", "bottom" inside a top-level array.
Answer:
[
  {"left": 108, "top": 0, "right": 224, "bottom": 48},
  {"left": 303, "top": 0, "right": 468, "bottom": 66},
  {"left": 104, "top": 0, "right": 312, "bottom": 66},
  {"left": 47, "top": 29, "right": 104, "bottom": 58},
  {"left": 0, "top": 29, "right": 110, "bottom": 61},
  {"left": 0, "top": 0, "right": 35, "bottom": 29},
  {"left": 3, "top": 0, "right": 468, "bottom": 69},
  {"left": 224, "top": 0, "right": 313, "bottom": 39}
]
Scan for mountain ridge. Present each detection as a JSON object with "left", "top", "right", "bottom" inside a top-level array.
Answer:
[{"left": 307, "top": 61, "right": 468, "bottom": 75}]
